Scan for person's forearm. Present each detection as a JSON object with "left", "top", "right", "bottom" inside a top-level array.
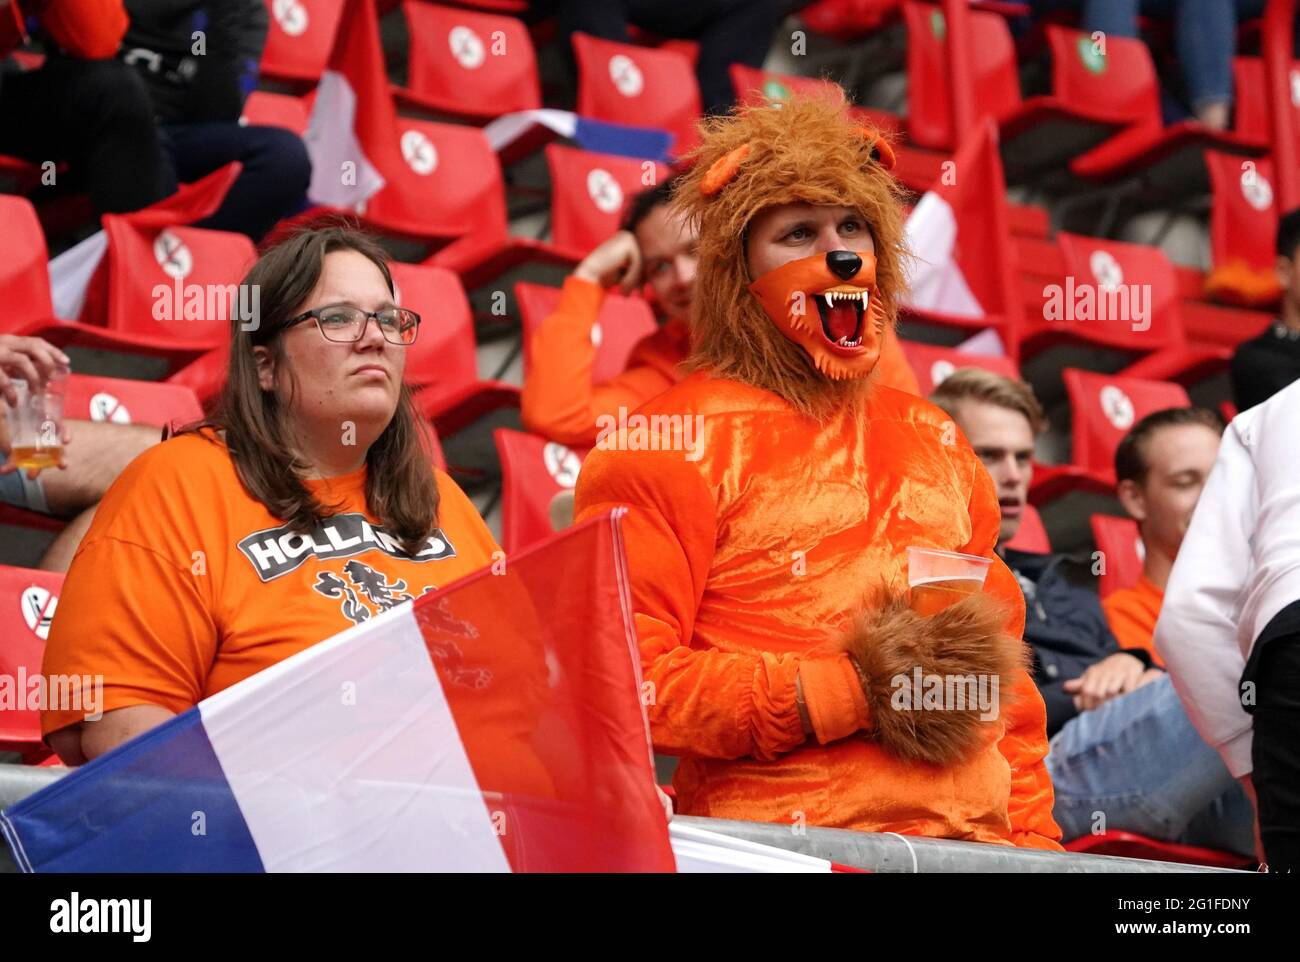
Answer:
[
  {"left": 79, "top": 704, "right": 176, "bottom": 762},
  {"left": 520, "top": 276, "right": 604, "bottom": 443}
]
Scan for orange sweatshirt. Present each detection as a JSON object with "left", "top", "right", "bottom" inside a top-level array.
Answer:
[
  {"left": 1, "top": 1, "right": 129, "bottom": 59},
  {"left": 1102, "top": 575, "right": 1165, "bottom": 669},
  {"left": 574, "top": 373, "right": 1062, "bottom": 849},
  {"left": 41, "top": 430, "right": 500, "bottom": 735},
  {"left": 520, "top": 276, "right": 920, "bottom": 447}
]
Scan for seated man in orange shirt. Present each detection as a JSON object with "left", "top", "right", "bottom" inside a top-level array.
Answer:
[
  {"left": 574, "top": 94, "right": 1060, "bottom": 848},
  {"left": 521, "top": 178, "right": 917, "bottom": 448},
  {"left": 1105, "top": 406, "right": 1226, "bottom": 667}
]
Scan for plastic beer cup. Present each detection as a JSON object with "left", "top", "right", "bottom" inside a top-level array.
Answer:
[
  {"left": 907, "top": 546, "right": 993, "bottom": 616},
  {"left": 4, "top": 371, "right": 68, "bottom": 471}
]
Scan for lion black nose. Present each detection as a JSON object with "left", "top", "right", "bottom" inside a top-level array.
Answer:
[{"left": 826, "top": 250, "right": 862, "bottom": 281}]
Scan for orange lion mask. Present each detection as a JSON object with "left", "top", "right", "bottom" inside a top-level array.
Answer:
[{"left": 672, "top": 91, "right": 909, "bottom": 418}]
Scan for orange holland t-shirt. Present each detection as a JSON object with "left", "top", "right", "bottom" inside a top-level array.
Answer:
[{"left": 41, "top": 429, "right": 499, "bottom": 736}]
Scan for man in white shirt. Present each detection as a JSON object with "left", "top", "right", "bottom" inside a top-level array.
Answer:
[{"left": 1155, "top": 377, "right": 1300, "bottom": 871}]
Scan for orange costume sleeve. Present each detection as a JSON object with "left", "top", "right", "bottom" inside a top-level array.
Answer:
[
  {"left": 40, "top": 0, "right": 129, "bottom": 59},
  {"left": 960, "top": 457, "right": 1064, "bottom": 850},
  {"left": 576, "top": 445, "right": 870, "bottom": 762},
  {"left": 520, "top": 276, "right": 679, "bottom": 447}
]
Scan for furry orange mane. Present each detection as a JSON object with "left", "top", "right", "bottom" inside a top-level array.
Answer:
[{"left": 672, "top": 91, "right": 910, "bottom": 419}]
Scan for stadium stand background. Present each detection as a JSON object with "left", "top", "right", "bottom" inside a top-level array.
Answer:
[{"left": 0, "top": 0, "right": 1290, "bottom": 814}]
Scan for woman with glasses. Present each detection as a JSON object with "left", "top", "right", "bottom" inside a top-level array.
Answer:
[{"left": 42, "top": 224, "right": 502, "bottom": 764}]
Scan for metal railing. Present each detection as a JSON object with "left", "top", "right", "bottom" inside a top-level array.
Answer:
[{"left": 0, "top": 764, "right": 1237, "bottom": 873}]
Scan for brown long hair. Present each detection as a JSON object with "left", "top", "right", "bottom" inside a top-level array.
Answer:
[{"left": 182, "top": 222, "right": 441, "bottom": 557}]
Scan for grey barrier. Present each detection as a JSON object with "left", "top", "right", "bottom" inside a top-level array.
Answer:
[{"left": 0, "top": 764, "right": 1241, "bottom": 873}]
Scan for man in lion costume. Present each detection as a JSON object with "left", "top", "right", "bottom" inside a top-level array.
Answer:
[{"left": 574, "top": 93, "right": 1061, "bottom": 849}]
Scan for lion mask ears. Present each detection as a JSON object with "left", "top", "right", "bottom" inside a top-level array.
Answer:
[{"left": 699, "top": 124, "right": 896, "bottom": 198}]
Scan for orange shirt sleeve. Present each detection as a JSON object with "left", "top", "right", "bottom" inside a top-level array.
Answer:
[
  {"left": 956, "top": 444, "right": 1063, "bottom": 851},
  {"left": 41, "top": 442, "right": 220, "bottom": 736},
  {"left": 574, "top": 442, "right": 869, "bottom": 762},
  {"left": 520, "top": 276, "right": 676, "bottom": 447}
]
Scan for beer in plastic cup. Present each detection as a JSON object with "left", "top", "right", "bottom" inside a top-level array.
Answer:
[
  {"left": 4, "top": 371, "right": 68, "bottom": 471},
  {"left": 906, "top": 546, "right": 993, "bottom": 616}
]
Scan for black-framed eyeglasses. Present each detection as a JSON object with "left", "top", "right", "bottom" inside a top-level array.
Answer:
[{"left": 286, "top": 305, "right": 421, "bottom": 345}]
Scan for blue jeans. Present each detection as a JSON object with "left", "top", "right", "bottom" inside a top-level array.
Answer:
[
  {"left": 159, "top": 122, "right": 311, "bottom": 241},
  {"left": 1029, "top": 0, "right": 1299, "bottom": 113},
  {"left": 1046, "top": 672, "right": 1256, "bottom": 856},
  {"left": 0, "top": 468, "right": 49, "bottom": 512}
]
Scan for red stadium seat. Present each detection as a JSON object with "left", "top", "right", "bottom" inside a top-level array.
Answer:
[
  {"left": 1204, "top": 151, "right": 1281, "bottom": 308},
  {"left": 436, "top": 0, "right": 527, "bottom": 11},
  {"left": 390, "top": 262, "right": 519, "bottom": 438},
  {"left": 240, "top": 90, "right": 311, "bottom": 138},
  {"left": 96, "top": 220, "right": 255, "bottom": 342},
  {"left": 799, "top": 0, "right": 900, "bottom": 42},
  {"left": 898, "top": 340, "right": 1020, "bottom": 396},
  {"left": 1232, "top": 56, "right": 1300, "bottom": 152},
  {"left": 1065, "top": 831, "right": 1252, "bottom": 869},
  {"left": 0, "top": 194, "right": 56, "bottom": 334},
  {"left": 903, "top": 2, "right": 1017, "bottom": 151},
  {"left": 0, "top": 565, "right": 62, "bottom": 763},
  {"left": 63, "top": 375, "right": 203, "bottom": 431},
  {"left": 729, "top": 65, "right": 850, "bottom": 111},
  {"left": 545, "top": 144, "right": 671, "bottom": 258},
  {"left": 429, "top": 145, "right": 669, "bottom": 291},
  {"left": 12, "top": 165, "right": 252, "bottom": 370},
  {"left": 494, "top": 428, "right": 589, "bottom": 554},
  {"left": 361, "top": 117, "right": 511, "bottom": 245},
  {"left": 259, "top": 0, "right": 345, "bottom": 86},
  {"left": 1089, "top": 513, "right": 1143, "bottom": 599},
  {"left": 1004, "top": 503, "right": 1051, "bottom": 554},
  {"left": 299, "top": 0, "right": 520, "bottom": 256},
  {"left": 166, "top": 346, "right": 228, "bottom": 408},
  {"left": 1029, "top": 368, "right": 1190, "bottom": 503},
  {"left": 1018, "top": 232, "right": 1183, "bottom": 357},
  {"left": 1061, "top": 38, "right": 1264, "bottom": 197},
  {"left": 34, "top": 221, "right": 254, "bottom": 368},
  {"left": 514, "top": 281, "right": 658, "bottom": 383},
  {"left": 394, "top": 1, "right": 541, "bottom": 121},
  {"left": 903, "top": 10, "right": 1129, "bottom": 179},
  {"left": 1016, "top": 233, "right": 1230, "bottom": 385},
  {"left": 571, "top": 32, "right": 702, "bottom": 158},
  {"left": 901, "top": 121, "right": 1022, "bottom": 341}
]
